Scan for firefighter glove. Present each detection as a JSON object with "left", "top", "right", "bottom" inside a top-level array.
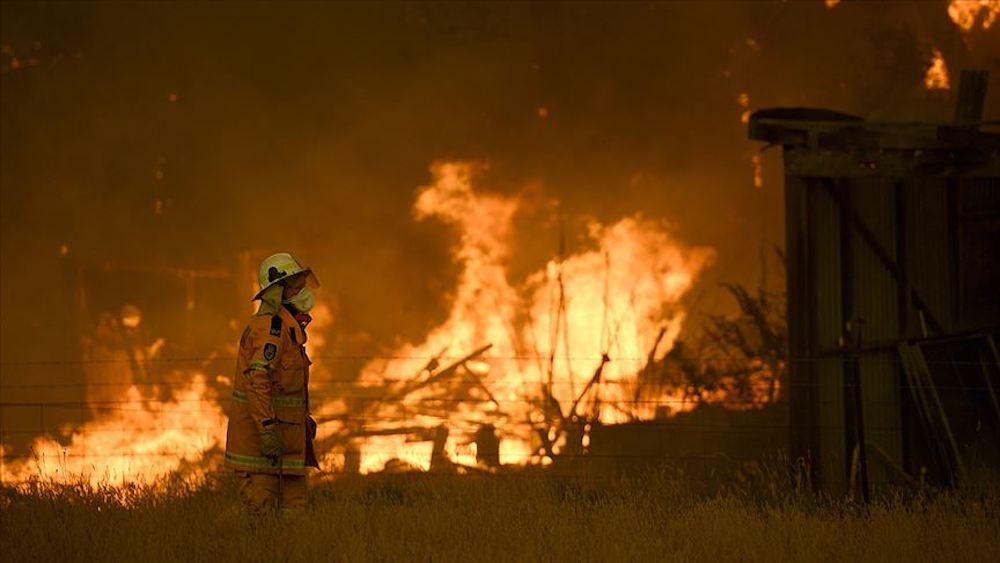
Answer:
[{"left": 260, "top": 427, "right": 283, "bottom": 465}]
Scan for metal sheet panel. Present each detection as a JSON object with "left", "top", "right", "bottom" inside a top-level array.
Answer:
[
  {"left": 906, "top": 179, "right": 952, "bottom": 333},
  {"left": 785, "top": 174, "right": 815, "bottom": 479},
  {"left": 760, "top": 108, "right": 998, "bottom": 493},
  {"left": 849, "top": 178, "right": 903, "bottom": 486},
  {"left": 958, "top": 177, "right": 1000, "bottom": 328},
  {"left": 807, "top": 181, "right": 847, "bottom": 492}
]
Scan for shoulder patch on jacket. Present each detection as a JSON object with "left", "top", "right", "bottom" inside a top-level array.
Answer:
[
  {"left": 269, "top": 315, "right": 282, "bottom": 337},
  {"left": 263, "top": 343, "right": 278, "bottom": 361}
]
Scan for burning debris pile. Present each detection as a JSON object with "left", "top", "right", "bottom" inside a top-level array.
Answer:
[
  {"left": 1, "top": 161, "right": 790, "bottom": 485},
  {"left": 309, "top": 161, "right": 786, "bottom": 475}
]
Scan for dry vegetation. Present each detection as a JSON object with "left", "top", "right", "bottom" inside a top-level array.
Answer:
[{"left": 2, "top": 469, "right": 998, "bottom": 562}]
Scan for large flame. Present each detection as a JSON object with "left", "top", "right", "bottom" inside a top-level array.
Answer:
[
  {"left": 336, "top": 162, "right": 715, "bottom": 473},
  {"left": 2, "top": 161, "right": 739, "bottom": 483},
  {"left": 0, "top": 300, "right": 337, "bottom": 486},
  {"left": 2, "top": 374, "right": 226, "bottom": 485}
]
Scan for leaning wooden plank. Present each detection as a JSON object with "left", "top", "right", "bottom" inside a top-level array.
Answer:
[
  {"left": 898, "top": 343, "right": 953, "bottom": 485},
  {"left": 913, "top": 344, "right": 968, "bottom": 485},
  {"left": 386, "top": 344, "right": 494, "bottom": 400},
  {"left": 415, "top": 344, "right": 494, "bottom": 390}
]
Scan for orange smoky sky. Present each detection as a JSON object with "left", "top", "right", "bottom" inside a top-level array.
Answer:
[{"left": 1, "top": 2, "right": 998, "bottom": 431}]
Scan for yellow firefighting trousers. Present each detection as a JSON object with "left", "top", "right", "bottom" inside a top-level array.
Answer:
[{"left": 239, "top": 472, "right": 308, "bottom": 517}]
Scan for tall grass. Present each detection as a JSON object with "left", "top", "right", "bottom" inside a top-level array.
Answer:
[{"left": 2, "top": 469, "right": 998, "bottom": 562}]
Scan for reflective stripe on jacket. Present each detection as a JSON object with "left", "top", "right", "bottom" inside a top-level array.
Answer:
[{"left": 224, "top": 304, "right": 318, "bottom": 475}]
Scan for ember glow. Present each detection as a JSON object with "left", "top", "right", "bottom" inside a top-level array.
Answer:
[
  {"left": 925, "top": 48, "right": 951, "bottom": 91},
  {"left": 737, "top": 92, "right": 751, "bottom": 125},
  {"left": 752, "top": 153, "right": 764, "bottom": 189},
  {"left": 324, "top": 162, "right": 715, "bottom": 473}
]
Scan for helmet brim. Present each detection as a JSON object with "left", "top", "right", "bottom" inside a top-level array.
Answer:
[{"left": 251, "top": 267, "right": 319, "bottom": 301}]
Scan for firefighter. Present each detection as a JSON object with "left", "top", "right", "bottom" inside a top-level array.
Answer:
[{"left": 225, "top": 252, "right": 320, "bottom": 518}]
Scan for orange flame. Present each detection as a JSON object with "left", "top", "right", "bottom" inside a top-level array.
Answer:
[
  {"left": 947, "top": 0, "right": 1000, "bottom": 31},
  {"left": 4, "top": 161, "right": 764, "bottom": 482},
  {"left": 345, "top": 162, "right": 715, "bottom": 472},
  {"left": 924, "top": 48, "right": 951, "bottom": 91},
  {"left": 2, "top": 375, "right": 226, "bottom": 486}
]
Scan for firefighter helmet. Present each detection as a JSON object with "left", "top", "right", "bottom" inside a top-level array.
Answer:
[{"left": 253, "top": 252, "right": 319, "bottom": 300}]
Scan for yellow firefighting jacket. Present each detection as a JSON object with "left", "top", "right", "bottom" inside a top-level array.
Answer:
[{"left": 224, "top": 300, "right": 318, "bottom": 475}]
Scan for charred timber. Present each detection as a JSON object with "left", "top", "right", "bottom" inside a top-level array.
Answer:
[{"left": 389, "top": 344, "right": 494, "bottom": 400}]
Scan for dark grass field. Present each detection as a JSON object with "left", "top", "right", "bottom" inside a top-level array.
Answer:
[{"left": 3, "top": 468, "right": 999, "bottom": 562}]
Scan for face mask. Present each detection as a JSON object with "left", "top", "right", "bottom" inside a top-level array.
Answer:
[{"left": 284, "top": 287, "right": 316, "bottom": 313}]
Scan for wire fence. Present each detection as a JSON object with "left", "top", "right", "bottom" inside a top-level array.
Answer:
[
  {"left": 0, "top": 380, "right": 992, "bottom": 392},
  {"left": 0, "top": 353, "right": 990, "bottom": 368},
  {"left": 0, "top": 395, "right": 894, "bottom": 464},
  {"left": 1, "top": 349, "right": 993, "bottom": 483},
  {"left": 0, "top": 387, "right": 788, "bottom": 474}
]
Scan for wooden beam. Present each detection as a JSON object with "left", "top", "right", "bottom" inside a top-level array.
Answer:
[
  {"left": 784, "top": 174, "right": 816, "bottom": 486},
  {"left": 387, "top": 344, "right": 493, "bottom": 400},
  {"left": 784, "top": 148, "right": 1000, "bottom": 178},
  {"left": 750, "top": 115, "right": 1000, "bottom": 151}
]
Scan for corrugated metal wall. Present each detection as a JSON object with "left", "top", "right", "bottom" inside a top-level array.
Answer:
[
  {"left": 906, "top": 179, "right": 953, "bottom": 333},
  {"left": 756, "top": 104, "right": 998, "bottom": 492},
  {"left": 849, "top": 177, "right": 902, "bottom": 485},
  {"left": 958, "top": 177, "right": 1000, "bottom": 329},
  {"left": 787, "top": 169, "right": 956, "bottom": 492},
  {"left": 784, "top": 175, "right": 814, "bottom": 484},
  {"left": 806, "top": 181, "right": 847, "bottom": 492}
]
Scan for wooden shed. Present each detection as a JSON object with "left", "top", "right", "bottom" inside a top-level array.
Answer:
[{"left": 749, "top": 71, "right": 1000, "bottom": 494}]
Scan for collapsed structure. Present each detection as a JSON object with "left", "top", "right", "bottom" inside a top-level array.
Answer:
[{"left": 749, "top": 71, "right": 1000, "bottom": 495}]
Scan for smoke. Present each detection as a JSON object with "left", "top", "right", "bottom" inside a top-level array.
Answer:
[{"left": 2, "top": 2, "right": 999, "bottom": 453}]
